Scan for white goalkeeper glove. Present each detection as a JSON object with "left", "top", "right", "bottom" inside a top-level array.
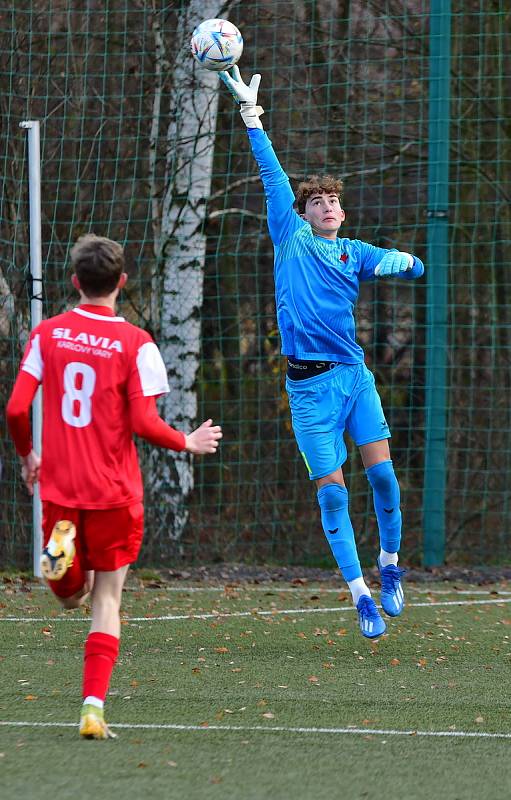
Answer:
[
  {"left": 374, "top": 251, "right": 414, "bottom": 277},
  {"left": 219, "top": 66, "right": 264, "bottom": 129}
]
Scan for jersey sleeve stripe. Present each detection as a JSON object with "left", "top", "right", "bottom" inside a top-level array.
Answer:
[
  {"left": 21, "top": 333, "right": 43, "bottom": 381},
  {"left": 135, "top": 341, "right": 170, "bottom": 396}
]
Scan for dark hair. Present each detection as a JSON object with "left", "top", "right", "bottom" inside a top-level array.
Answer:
[
  {"left": 295, "top": 175, "right": 344, "bottom": 214},
  {"left": 70, "top": 234, "right": 125, "bottom": 297}
]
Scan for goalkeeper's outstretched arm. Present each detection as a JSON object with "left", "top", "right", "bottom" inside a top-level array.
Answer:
[{"left": 219, "top": 67, "right": 303, "bottom": 246}]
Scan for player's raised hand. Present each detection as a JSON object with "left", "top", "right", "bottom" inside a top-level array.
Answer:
[
  {"left": 219, "top": 66, "right": 264, "bottom": 129},
  {"left": 21, "top": 449, "right": 41, "bottom": 496},
  {"left": 374, "top": 251, "right": 414, "bottom": 277},
  {"left": 185, "top": 419, "right": 222, "bottom": 455},
  {"left": 219, "top": 65, "right": 260, "bottom": 103}
]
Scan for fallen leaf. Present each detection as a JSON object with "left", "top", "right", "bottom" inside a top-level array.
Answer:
[
  {"left": 214, "top": 647, "right": 229, "bottom": 654},
  {"left": 308, "top": 675, "right": 319, "bottom": 683},
  {"left": 390, "top": 658, "right": 400, "bottom": 666},
  {"left": 24, "top": 695, "right": 37, "bottom": 701}
]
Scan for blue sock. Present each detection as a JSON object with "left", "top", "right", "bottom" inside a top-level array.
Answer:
[
  {"left": 317, "top": 484, "right": 362, "bottom": 581},
  {"left": 365, "top": 460, "right": 402, "bottom": 553}
]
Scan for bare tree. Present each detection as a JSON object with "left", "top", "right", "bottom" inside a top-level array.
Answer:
[{"left": 145, "top": 0, "right": 226, "bottom": 551}]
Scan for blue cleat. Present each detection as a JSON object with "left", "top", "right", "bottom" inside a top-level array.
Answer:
[
  {"left": 356, "top": 595, "right": 386, "bottom": 639},
  {"left": 378, "top": 559, "right": 406, "bottom": 617}
]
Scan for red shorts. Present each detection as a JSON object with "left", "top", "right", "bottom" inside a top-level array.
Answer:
[{"left": 42, "top": 501, "right": 144, "bottom": 599}]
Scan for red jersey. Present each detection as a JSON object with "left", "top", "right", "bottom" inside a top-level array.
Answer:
[{"left": 19, "top": 305, "right": 171, "bottom": 509}]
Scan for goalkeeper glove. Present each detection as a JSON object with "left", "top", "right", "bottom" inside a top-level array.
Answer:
[
  {"left": 219, "top": 66, "right": 264, "bottom": 129},
  {"left": 374, "top": 251, "right": 414, "bottom": 277}
]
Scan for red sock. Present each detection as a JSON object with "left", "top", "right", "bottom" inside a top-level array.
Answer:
[{"left": 82, "top": 632, "right": 120, "bottom": 701}]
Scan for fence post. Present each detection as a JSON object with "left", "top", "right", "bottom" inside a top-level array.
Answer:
[
  {"left": 423, "top": 2, "right": 451, "bottom": 566},
  {"left": 19, "top": 120, "right": 43, "bottom": 578}
]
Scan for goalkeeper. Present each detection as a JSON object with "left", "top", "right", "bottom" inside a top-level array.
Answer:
[{"left": 220, "top": 67, "right": 424, "bottom": 639}]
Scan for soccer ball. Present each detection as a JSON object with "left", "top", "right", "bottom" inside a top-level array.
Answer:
[{"left": 190, "top": 18, "right": 243, "bottom": 72}]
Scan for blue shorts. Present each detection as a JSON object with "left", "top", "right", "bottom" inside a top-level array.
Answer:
[{"left": 286, "top": 363, "right": 391, "bottom": 480}]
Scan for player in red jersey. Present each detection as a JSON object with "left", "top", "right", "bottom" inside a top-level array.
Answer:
[{"left": 6, "top": 234, "right": 222, "bottom": 739}]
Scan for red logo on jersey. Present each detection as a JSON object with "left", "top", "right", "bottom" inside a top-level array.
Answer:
[{"left": 340, "top": 253, "right": 348, "bottom": 263}]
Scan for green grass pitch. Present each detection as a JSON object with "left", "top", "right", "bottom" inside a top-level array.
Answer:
[{"left": 1, "top": 578, "right": 511, "bottom": 799}]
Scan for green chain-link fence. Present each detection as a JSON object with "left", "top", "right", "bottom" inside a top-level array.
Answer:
[{"left": 1, "top": 1, "right": 509, "bottom": 569}]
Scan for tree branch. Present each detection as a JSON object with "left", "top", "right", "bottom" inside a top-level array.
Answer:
[
  {"left": 208, "top": 140, "right": 415, "bottom": 206},
  {"left": 208, "top": 207, "right": 266, "bottom": 222}
]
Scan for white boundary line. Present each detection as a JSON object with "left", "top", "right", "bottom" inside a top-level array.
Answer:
[
  {"left": 2, "top": 597, "right": 511, "bottom": 623},
  {"left": 0, "top": 719, "right": 510, "bottom": 739},
  {"left": 3, "top": 584, "right": 511, "bottom": 595},
  {"left": 152, "top": 587, "right": 510, "bottom": 596}
]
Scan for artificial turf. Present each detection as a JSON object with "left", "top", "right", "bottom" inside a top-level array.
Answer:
[{"left": 1, "top": 579, "right": 511, "bottom": 799}]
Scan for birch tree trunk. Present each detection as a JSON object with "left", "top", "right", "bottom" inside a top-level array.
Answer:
[{"left": 146, "top": 0, "right": 225, "bottom": 553}]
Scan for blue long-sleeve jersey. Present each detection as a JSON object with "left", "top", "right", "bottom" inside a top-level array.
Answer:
[{"left": 247, "top": 128, "right": 424, "bottom": 363}]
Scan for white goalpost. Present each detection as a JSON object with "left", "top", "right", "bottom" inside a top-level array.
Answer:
[{"left": 19, "top": 119, "right": 43, "bottom": 578}]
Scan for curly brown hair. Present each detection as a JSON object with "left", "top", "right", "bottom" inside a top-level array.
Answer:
[
  {"left": 70, "top": 233, "right": 125, "bottom": 297},
  {"left": 295, "top": 175, "right": 344, "bottom": 214}
]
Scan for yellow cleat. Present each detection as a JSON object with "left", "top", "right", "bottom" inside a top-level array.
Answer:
[
  {"left": 79, "top": 705, "right": 117, "bottom": 740},
  {"left": 40, "top": 520, "right": 76, "bottom": 581}
]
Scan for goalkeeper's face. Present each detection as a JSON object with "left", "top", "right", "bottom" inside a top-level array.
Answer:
[{"left": 303, "top": 193, "right": 345, "bottom": 238}]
